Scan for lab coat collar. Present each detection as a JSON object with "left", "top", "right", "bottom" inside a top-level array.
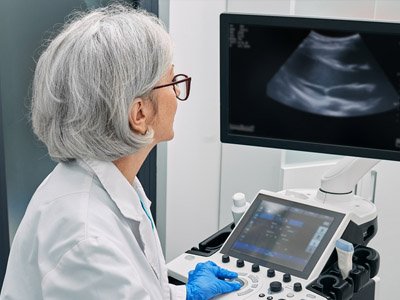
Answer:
[
  {"left": 77, "top": 159, "right": 151, "bottom": 222},
  {"left": 78, "top": 159, "right": 161, "bottom": 280}
]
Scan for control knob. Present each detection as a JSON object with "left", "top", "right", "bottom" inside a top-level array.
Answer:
[
  {"left": 222, "top": 255, "right": 230, "bottom": 263},
  {"left": 294, "top": 282, "right": 302, "bottom": 292},
  {"left": 267, "top": 269, "right": 275, "bottom": 278},
  {"left": 269, "top": 281, "right": 282, "bottom": 293},
  {"left": 283, "top": 273, "right": 291, "bottom": 282},
  {"left": 236, "top": 259, "right": 245, "bottom": 268},
  {"left": 251, "top": 264, "right": 260, "bottom": 273}
]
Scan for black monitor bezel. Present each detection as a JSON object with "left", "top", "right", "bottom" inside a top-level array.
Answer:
[
  {"left": 0, "top": 83, "right": 9, "bottom": 286},
  {"left": 220, "top": 13, "right": 400, "bottom": 161},
  {"left": 220, "top": 193, "right": 345, "bottom": 279}
]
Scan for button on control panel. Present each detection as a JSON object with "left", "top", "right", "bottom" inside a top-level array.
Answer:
[
  {"left": 269, "top": 281, "right": 282, "bottom": 293},
  {"left": 294, "top": 282, "right": 303, "bottom": 292},
  {"left": 267, "top": 269, "right": 276, "bottom": 278},
  {"left": 283, "top": 273, "right": 292, "bottom": 282},
  {"left": 236, "top": 259, "right": 245, "bottom": 268},
  {"left": 252, "top": 264, "right": 260, "bottom": 273},
  {"left": 222, "top": 255, "right": 230, "bottom": 263}
]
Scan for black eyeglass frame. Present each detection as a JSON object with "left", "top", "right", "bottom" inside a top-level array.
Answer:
[{"left": 152, "top": 74, "right": 192, "bottom": 101}]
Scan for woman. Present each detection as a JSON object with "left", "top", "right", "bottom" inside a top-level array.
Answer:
[{"left": 0, "top": 5, "right": 241, "bottom": 300}]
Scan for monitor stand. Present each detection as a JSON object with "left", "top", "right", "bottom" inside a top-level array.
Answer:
[{"left": 316, "top": 156, "right": 380, "bottom": 204}]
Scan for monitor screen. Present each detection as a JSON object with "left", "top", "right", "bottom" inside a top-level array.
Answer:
[
  {"left": 220, "top": 193, "right": 344, "bottom": 278},
  {"left": 220, "top": 14, "right": 400, "bottom": 161}
]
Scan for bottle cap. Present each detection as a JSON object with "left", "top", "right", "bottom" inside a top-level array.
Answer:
[{"left": 233, "top": 192, "right": 246, "bottom": 207}]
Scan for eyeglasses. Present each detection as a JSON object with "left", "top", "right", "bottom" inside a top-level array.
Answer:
[{"left": 153, "top": 74, "right": 192, "bottom": 101}]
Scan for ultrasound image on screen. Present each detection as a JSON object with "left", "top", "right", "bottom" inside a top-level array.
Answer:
[
  {"left": 228, "top": 23, "right": 400, "bottom": 152},
  {"left": 267, "top": 31, "right": 398, "bottom": 117},
  {"left": 231, "top": 200, "right": 334, "bottom": 272}
]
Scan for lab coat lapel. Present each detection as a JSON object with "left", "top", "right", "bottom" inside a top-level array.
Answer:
[
  {"left": 80, "top": 159, "right": 162, "bottom": 281},
  {"left": 152, "top": 226, "right": 171, "bottom": 299},
  {"left": 134, "top": 179, "right": 171, "bottom": 299},
  {"left": 133, "top": 179, "right": 162, "bottom": 281}
]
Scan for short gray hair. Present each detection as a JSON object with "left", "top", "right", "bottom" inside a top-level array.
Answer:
[{"left": 31, "top": 4, "right": 173, "bottom": 162}]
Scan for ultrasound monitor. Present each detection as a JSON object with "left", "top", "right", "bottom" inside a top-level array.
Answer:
[
  {"left": 220, "top": 14, "right": 400, "bottom": 161},
  {"left": 220, "top": 193, "right": 344, "bottom": 279}
]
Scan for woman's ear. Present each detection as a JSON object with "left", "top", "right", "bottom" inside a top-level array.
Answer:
[{"left": 129, "top": 98, "right": 153, "bottom": 135}]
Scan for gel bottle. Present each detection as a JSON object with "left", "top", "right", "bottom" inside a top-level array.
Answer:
[{"left": 231, "top": 192, "right": 250, "bottom": 226}]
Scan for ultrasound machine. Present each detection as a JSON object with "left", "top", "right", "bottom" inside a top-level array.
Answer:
[{"left": 167, "top": 13, "right": 400, "bottom": 300}]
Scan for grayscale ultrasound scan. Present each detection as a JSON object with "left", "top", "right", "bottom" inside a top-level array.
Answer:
[
  {"left": 266, "top": 31, "right": 399, "bottom": 117},
  {"left": 227, "top": 22, "right": 400, "bottom": 153}
]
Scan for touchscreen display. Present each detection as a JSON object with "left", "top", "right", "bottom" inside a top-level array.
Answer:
[{"left": 221, "top": 194, "right": 344, "bottom": 278}]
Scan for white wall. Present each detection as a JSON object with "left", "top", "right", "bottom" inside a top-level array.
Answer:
[
  {"left": 165, "top": 1, "right": 400, "bottom": 298},
  {"left": 219, "top": 144, "right": 282, "bottom": 228},
  {"left": 166, "top": 0, "right": 226, "bottom": 262}
]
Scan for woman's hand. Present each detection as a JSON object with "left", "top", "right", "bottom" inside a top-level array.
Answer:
[{"left": 186, "top": 261, "right": 242, "bottom": 300}]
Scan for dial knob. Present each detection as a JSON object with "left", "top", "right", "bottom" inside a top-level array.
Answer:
[
  {"left": 236, "top": 259, "right": 245, "bottom": 268},
  {"left": 283, "top": 273, "right": 291, "bottom": 282},
  {"left": 267, "top": 269, "right": 275, "bottom": 278},
  {"left": 269, "top": 281, "right": 282, "bottom": 293},
  {"left": 294, "top": 282, "right": 302, "bottom": 292},
  {"left": 222, "top": 255, "right": 230, "bottom": 263},
  {"left": 252, "top": 264, "right": 260, "bottom": 272},
  {"left": 226, "top": 277, "right": 245, "bottom": 287}
]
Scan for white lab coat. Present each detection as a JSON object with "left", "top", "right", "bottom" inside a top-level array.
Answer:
[{"left": 1, "top": 159, "right": 186, "bottom": 299}]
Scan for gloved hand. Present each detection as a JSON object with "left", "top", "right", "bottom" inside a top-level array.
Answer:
[{"left": 186, "top": 261, "right": 242, "bottom": 300}]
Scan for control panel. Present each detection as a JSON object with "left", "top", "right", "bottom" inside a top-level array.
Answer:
[
  {"left": 167, "top": 189, "right": 379, "bottom": 299},
  {"left": 168, "top": 252, "right": 326, "bottom": 299}
]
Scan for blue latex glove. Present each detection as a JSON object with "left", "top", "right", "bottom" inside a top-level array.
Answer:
[{"left": 186, "top": 261, "right": 242, "bottom": 300}]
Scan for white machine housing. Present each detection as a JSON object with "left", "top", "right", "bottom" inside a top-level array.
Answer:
[{"left": 167, "top": 188, "right": 378, "bottom": 299}]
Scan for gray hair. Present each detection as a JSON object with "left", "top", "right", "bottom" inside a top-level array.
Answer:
[{"left": 31, "top": 4, "right": 173, "bottom": 162}]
